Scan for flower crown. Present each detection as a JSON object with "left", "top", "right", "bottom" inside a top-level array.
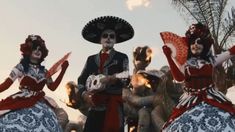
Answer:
[
  {"left": 20, "top": 35, "right": 48, "bottom": 59},
  {"left": 185, "top": 23, "right": 214, "bottom": 50}
]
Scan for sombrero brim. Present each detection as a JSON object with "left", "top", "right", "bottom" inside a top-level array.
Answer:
[{"left": 82, "top": 16, "right": 134, "bottom": 44}]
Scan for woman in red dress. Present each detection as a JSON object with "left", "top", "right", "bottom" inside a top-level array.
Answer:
[
  {"left": 161, "top": 23, "right": 235, "bottom": 131},
  {"left": 0, "top": 35, "right": 68, "bottom": 131}
]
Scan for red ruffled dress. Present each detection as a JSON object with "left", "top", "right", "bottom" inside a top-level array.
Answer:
[
  {"left": 162, "top": 51, "right": 235, "bottom": 132},
  {"left": 0, "top": 63, "right": 62, "bottom": 131}
]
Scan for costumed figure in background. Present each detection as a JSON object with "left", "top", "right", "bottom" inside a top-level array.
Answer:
[
  {"left": 0, "top": 35, "right": 69, "bottom": 131},
  {"left": 123, "top": 46, "right": 183, "bottom": 132},
  {"left": 150, "top": 65, "right": 183, "bottom": 132},
  {"left": 45, "top": 96, "right": 69, "bottom": 131},
  {"left": 123, "top": 69, "right": 163, "bottom": 132},
  {"left": 123, "top": 46, "right": 156, "bottom": 132},
  {"left": 64, "top": 81, "right": 86, "bottom": 132},
  {"left": 132, "top": 46, "right": 153, "bottom": 74},
  {"left": 65, "top": 81, "right": 89, "bottom": 116},
  {"left": 161, "top": 23, "right": 235, "bottom": 131},
  {"left": 77, "top": 16, "right": 134, "bottom": 132}
]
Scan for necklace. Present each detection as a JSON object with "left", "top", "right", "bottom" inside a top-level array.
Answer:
[{"left": 29, "top": 63, "right": 39, "bottom": 69}]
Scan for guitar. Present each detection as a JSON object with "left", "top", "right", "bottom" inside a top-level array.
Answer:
[{"left": 85, "top": 71, "right": 129, "bottom": 92}]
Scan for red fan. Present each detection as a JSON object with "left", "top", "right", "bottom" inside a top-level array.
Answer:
[
  {"left": 160, "top": 32, "right": 188, "bottom": 66},
  {"left": 46, "top": 52, "right": 71, "bottom": 78}
]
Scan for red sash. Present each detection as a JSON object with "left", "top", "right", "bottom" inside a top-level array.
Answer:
[{"left": 92, "top": 93, "right": 123, "bottom": 132}]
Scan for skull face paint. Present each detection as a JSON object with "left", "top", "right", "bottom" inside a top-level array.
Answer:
[
  {"left": 100, "top": 29, "right": 116, "bottom": 50},
  {"left": 190, "top": 38, "right": 204, "bottom": 56}
]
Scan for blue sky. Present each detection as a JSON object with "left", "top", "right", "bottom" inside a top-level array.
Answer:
[{"left": 0, "top": 0, "right": 234, "bottom": 121}]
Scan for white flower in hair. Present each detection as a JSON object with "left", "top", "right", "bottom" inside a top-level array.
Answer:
[
  {"left": 30, "top": 35, "right": 37, "bottom": 41},
  {"left": 189, "top": 25, "right": 196, "bottom": 35}
]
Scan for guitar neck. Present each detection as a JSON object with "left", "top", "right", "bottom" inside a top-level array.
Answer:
[{"left": 114, "top": 71, "right": 129, "bottom": 79}]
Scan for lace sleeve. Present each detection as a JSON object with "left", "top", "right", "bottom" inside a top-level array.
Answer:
[
  {"left": 212, "top": 51, "right": 233, "bottom": 67},
  {"left": 45, "top": 69, "right": 53, "bottom": 85},
  {"left": 9, "top": 63, "right": 23, "bottom": 81}
]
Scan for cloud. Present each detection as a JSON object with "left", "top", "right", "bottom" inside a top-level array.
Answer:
[{"left": 126, "top": 0, "right": 151, "bottom": 11}]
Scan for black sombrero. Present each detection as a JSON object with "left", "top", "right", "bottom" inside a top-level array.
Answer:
[{"left": 82, "top": 16, "right": 134, "bottom": 44}]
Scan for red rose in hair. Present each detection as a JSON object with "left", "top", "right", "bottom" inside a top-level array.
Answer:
[
  {"left": 20, "top": 42, "right": 32, "bottom": 56},
  {"left": 185, "top": 23, "right": 213, "bottom": 50}
]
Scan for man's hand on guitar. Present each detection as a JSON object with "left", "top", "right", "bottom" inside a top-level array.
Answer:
[
  {"left": 82, "top": 91, "right": 95, "bottom": 107},
  {"left": 100, "top": 75, "right": 117, "bottom": 85}
]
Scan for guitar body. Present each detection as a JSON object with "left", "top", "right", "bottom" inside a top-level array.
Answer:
[{"left": 86, "top": 74, "right": 106, "bottom": 92}]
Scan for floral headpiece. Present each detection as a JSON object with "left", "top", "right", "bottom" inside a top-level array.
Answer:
[
  {"left": 185, "top": 23, "right": 214, "bottom": 50},
  {"left": 20, "top": 35, "right": 48, "bottom": 59}
]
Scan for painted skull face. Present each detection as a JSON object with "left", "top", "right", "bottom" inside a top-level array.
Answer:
[
  {"left": 100, "top": 29, "right": 116, "bottom": 49},
  {"left": 30, "top": 46, "right": 42, "bottom": 63},
  {"left": 190, "top": 38, "right": 204, "bottom": 56}
]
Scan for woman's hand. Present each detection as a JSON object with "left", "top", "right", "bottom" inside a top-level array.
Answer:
[
  {"left": 47, "top": 60, "right": 69, "bottom": 91},
  {"left": 61, "top": 60, "right": 69, "bottom": 71},
  {"left": 162, "top": 45, "right": 185, "bottom": 81},
  {"left": 162, "top": 45, "right": 172, "bottom": 58}
]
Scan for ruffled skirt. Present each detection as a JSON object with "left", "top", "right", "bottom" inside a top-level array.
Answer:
[
  {"left": 0, "top": 101, "right": 62, "bottom": 132},
  {"left": 163, "top": 102, "right": 235, "bottom": 132}
]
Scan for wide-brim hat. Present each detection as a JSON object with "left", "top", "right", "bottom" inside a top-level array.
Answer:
[{"left": 82, "top": 16, "right": 134, "bottom": 44}]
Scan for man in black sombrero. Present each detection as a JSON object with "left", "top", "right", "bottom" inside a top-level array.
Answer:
[{"left": 77, "top": 16, "right": 134, "bottom": 132}]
